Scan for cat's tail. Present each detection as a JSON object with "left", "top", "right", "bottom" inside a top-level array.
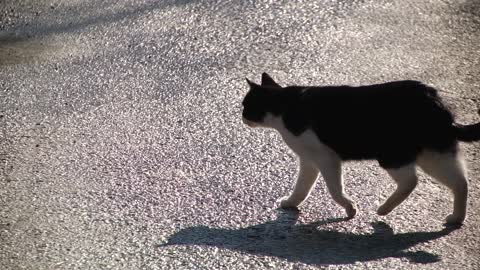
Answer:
[{"left": 454, "top": 109, "right": 480, "bottom": 142}]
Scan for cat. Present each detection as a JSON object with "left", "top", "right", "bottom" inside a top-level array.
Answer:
[{"left": 241, "top": 72, "right": 480, "bottom": 224}]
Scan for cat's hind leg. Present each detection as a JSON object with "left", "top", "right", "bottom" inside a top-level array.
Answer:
[
  {"left": 377, "top": 164, "right": 418, "bottom": 216},
  {"left": 416, "top": 150, "right": 468, "bottom": 224},
  {"left": 280, "top": 159, "right": 319, "bottom": 208},
  {"left": 316, "top": 157, "right": 357, "bottom": 219}
]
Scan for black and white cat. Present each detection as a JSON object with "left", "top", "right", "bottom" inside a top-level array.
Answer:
[{"left": 242, "top": 73, "right": 480, "bottom": 224}]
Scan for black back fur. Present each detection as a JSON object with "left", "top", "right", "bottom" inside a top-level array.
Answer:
[{"left": 242, "top": 73, "right": 480, "bottom": 168}]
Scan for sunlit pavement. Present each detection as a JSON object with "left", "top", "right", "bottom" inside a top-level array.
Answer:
[{"left": 1, "top": 1, "right": 479, "bottom": 269}]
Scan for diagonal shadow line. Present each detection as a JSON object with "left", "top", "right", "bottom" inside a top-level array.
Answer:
[
  {"left": 0, "top": 1, "right": 184, "bottom": 65},
  {"left": 2, "top": 0, "right": 198, "bottom": 40},
  {"left": 160, "top": 209, "right": 459, "bottom": 266}
]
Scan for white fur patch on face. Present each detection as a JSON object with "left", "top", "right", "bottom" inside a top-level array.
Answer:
[{"left": 242, "top": 113, "right": 280, "bottom": 128}]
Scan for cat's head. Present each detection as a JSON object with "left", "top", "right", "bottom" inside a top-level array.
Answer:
[{"left": 242, "top": 72, "right": 282, "bottom": 128}]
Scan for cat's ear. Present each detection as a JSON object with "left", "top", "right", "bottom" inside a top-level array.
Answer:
[
  {"left": 246, "top": 78, "right": 260, "bottom": 89},
  {"left": 261, "top": 72, "right": 281, "bottom": 88}
]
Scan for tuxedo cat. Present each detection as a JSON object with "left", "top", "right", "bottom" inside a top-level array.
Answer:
[{"left": 242, "top": 73, "right": 480, "bottom": 224}]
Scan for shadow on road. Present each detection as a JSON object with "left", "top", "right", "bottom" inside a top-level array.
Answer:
[
  {"left": 0, "top": 33, "right": 54, "bottom": 66},
  {"left": 161, "top": 209, "right": 459, "bottom": 266},
  {"left": 0, "top": 0, "right": 198, "bottom": 65},
  {"left": 3, "top": 0, "right": 198, "bottom": 39}
]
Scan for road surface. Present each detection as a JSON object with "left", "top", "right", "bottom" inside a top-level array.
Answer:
[{"left": 1, "top": 0, "right": 479, "bottom": 269}]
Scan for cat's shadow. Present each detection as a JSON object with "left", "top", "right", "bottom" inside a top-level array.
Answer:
[{"left": 160, "top": 209, "right": 460, "bottom": 266}]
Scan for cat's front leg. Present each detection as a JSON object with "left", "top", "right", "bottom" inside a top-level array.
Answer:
[
  {"left": 317, "top": 157, "right": 357, "bottom": 219},
  {"left": 280, "top": 159, "right": 319, "bottom": 208}
]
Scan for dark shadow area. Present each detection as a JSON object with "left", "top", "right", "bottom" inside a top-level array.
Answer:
[
  {"left": 0, "top": 0, "right": 210, "bottom": 65},
  {"left": 1, "top": 0, "right": 200, "bottom": 40},
  {"left": 459, "top": 0, "right": 480, "bottom": 20},
  {"left": 0, "top": 33, "right": 53, "bottom": 66},
  {"left": 161, "top": 209, "right": 459, "bottom": 266}
]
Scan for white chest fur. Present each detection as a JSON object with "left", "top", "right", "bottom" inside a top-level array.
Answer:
[
  {"left": 269, "top": 113, "right": 356, "bottom": 217},
  {"left": 268, "top": 114, "right": 339, "bottom": 162}
]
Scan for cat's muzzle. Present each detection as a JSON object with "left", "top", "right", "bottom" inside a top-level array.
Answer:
[{"left": 242, "top": 117, "right": 258, "bottom": 127}]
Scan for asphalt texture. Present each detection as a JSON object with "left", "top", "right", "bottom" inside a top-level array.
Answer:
[{"left": 1, "top": 0, "right": 480, "bottom": 269}]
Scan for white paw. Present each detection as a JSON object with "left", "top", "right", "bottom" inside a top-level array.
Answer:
[
  {"left": 445, "top": 214, "right": 465, "bottom": 225},
  {"left": 279, "top": 196, "right": 299, "bottom": 209},
  {"left": 346, "top": 205, "right": 357, "bottom": 219}
]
